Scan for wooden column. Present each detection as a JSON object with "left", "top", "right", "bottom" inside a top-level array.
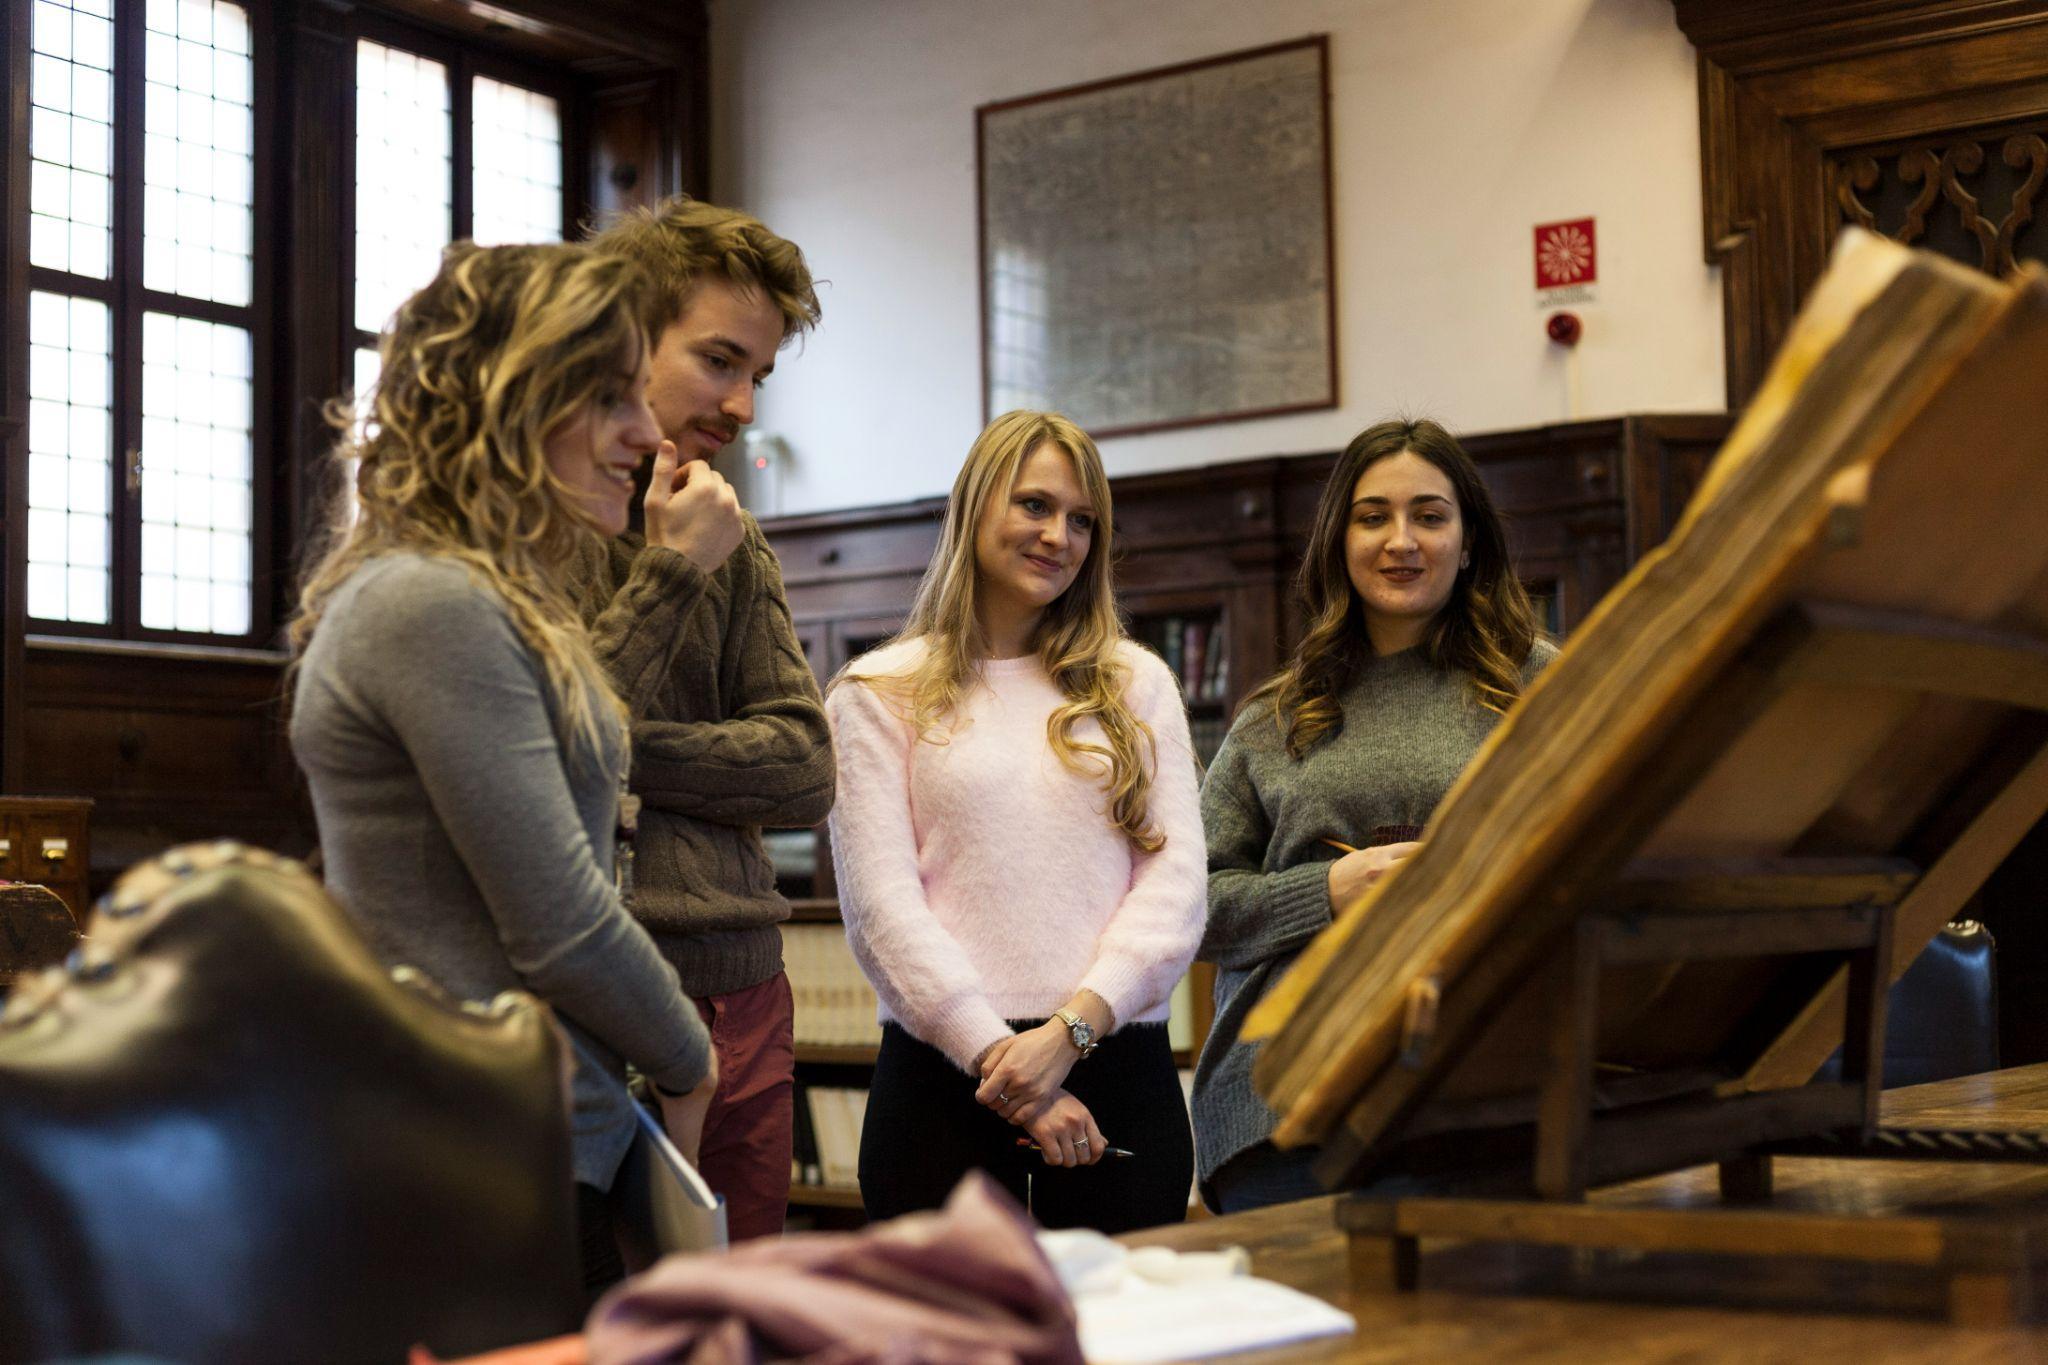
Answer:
[
  {"left": 2, "top": 0, "right": 33, "bottom": 791},
  {"left": 282, "top": 0, "right": 356, "bottom": 582}
]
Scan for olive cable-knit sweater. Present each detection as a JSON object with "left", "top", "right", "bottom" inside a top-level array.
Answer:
[
  {"left": 1191, "top": 640, "right": 1557, "bottom": 1197},
  {"left": 577, "top": 516, "right": 836, "bottom": 998}
]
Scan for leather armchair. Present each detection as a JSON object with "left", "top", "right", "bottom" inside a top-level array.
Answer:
[{"left": 0, "top": 843, "right": 585, "bottom": 1363}]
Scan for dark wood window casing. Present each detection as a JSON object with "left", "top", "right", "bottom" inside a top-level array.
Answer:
[
  {"left": 1674, "top": 0, "right": 2048, "bottom": 408},
  {"left": 0, "top": 0, "right": 710, "bottom": 885}
]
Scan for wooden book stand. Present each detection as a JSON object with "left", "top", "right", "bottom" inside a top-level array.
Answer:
[
  {"left": 1334, "top": 608, "right": 2048, "bottom": 1322},
  {"left": 1239, "top": 234, "right": 2048, "bottom": 1324}
]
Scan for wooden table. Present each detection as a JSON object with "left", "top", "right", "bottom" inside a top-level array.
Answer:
[{"left": 1122, "top": 1066, "right": 2048, "bottom": 1362}]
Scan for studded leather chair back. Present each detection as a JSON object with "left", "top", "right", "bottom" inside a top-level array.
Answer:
[{"left": 0, "top": 843, "right": 584, "bottom": 1364}]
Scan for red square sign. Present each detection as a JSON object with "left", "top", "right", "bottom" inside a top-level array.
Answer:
[{"left": 1534, "top": 218, "right": 1597, "bottom": 290}]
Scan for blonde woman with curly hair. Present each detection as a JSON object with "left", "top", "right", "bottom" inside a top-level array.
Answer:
[
  {"left": 290, "top": 241, "right": 721, "bottom": 1298},
  {"left": 1192, "top": 418, "right": 1555, "bottom": 1213},
  {"left": 825, "top": 410, "right": 1205, "bottom": 1232}
]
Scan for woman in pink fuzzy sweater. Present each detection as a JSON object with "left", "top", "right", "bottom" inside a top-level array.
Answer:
[{"left": 824, "top": 410, "right": 1206, "bottom": 1232}]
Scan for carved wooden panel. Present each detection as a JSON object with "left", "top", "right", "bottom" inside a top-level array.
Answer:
[
  {"left": 1674, "top": 0, "right": 2048, "bottom": 406},
  {"left": 1830, "top": 123, "right": 2048, "bottom": 273},
  {"left": 19, "top": 645, "right": 310, "bottom": 896}
]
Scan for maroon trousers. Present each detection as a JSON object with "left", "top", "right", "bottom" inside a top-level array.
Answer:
[{"left": 692, "top": 971, "right": 796, "bottom": 1242}]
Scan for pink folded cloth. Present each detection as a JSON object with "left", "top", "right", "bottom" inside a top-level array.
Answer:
[{"left": 586, "top": 1173, "right": 1082, "bottom": 1365}]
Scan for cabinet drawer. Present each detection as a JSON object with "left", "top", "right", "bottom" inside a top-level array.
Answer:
[{"left": 19, "top": 811, "right": 84, "bottom": 886}]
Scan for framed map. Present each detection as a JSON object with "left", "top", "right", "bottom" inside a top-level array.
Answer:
[{"left": 977, "top": 37, "right": 1336, "bottom": 438}]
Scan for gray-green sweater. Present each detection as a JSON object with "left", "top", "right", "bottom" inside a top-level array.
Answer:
[
  {"left": 577, "top": 516, "right": 835, "bottom": 998},
  {"left": 1191, "top": 641, "right": 1557, "bottom": 1194},
  {"left": 290, "top": 552, "right": 713, "bottom": 1189}
]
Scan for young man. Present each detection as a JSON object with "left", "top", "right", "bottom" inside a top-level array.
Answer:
[{"left": 578, "top": 197, "right": 831, "bottom": 1242}]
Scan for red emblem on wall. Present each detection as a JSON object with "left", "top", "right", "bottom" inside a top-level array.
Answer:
[{"left": 1534, "top": 218, "right": 1597, "bottom": 290}]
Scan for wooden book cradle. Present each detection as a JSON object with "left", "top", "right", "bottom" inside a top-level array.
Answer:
[{"left": 1244, "top": 231, "right": 2048, "bottom": 1324}]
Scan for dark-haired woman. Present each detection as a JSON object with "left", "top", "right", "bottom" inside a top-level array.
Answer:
[{"left": 1190, "top": 418, "right": 1556, "bottom": 1213}]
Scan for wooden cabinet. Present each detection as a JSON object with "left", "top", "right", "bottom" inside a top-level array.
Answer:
[
  {"left": 16, "top": 640, "right": 312, "bottom": 902},
  {"left": 0, "top": 795, "right": 92, "bottom": 921},
  {"left": 765, "top": 412, "right": 1731, "bottom": 766}
]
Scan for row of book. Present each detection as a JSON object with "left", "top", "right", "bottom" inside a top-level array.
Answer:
[
  {"left": 784, "top": 922, "right": 883, "bottom": 1047},
  {"left": 793, "top": 1082, "right": 867, "bottom": 1191},
  {"left": 1145, "top": 614, "right": 1229, "bottom": 706},
  {"left": 1189, "top": 714, "right": 1229, "bottom": 768}
]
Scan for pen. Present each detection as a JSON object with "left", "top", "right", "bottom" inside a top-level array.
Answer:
[
  {"left": 1015, "top": 1137, "right": 1137, "bottom": 1159},
  {"left": 1322, "top": 837, "right": 1357, "bottom": 854}
]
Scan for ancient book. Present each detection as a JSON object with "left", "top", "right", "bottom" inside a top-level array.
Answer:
[{"left": 1244, "top": 229, "right": 2048, "bottom": 1156}]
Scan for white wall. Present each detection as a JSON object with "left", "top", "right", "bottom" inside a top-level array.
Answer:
[{"left": 711, "top": 0, "right": 1723, "bottom": 517}]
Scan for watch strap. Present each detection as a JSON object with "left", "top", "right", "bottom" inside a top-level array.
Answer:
[{"left": 1054, "top": 1008, "right": 1096, "bottom": 1057}]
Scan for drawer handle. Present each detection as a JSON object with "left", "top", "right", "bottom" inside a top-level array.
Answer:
[{"left": 40, "top": 837, "right": 69, "bottom": 865}]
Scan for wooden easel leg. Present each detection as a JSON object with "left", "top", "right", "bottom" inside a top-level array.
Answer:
[
  {"left": 1840, "top": 903, "right": 1894, "bottom": 1136},
  {"left": 1948, "top": 1269, "right": 2028, "bottom": 1327},
  {"left": 1349, "top": 1230, "right": 1420, "bottom": 1293},
  {"left": 1718, "top": 1152, "right": 1774, "bottom": 1203},
  {"left": 1535, "top": 926, "right": 1601, "bottom": 1201}
]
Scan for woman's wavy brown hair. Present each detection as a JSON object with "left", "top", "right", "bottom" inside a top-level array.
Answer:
[
  {"left": 836, "top": 410, "right": 1166, "bottom": 852},
  {"left": 292, "top": 240, "right": 665, "bottom": 763},
  {"left": 1246, "top": 418, "right": 1545, "bottom": 759}
]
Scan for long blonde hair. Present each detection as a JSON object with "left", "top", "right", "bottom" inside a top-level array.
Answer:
[
  {"left": 292, "top": 241, "right": 663, "bottom": 762},
  {"left": 840, "top": 411, "right": 1164, "bottom": 851}
]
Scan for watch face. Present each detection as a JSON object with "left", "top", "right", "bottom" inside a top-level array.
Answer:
[{"left": 1072, "top": 1019, "right": 1096, "bottom": 1049}]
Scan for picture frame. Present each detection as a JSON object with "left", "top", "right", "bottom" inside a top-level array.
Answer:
[{"left": 976, "top": 36, "right": 1337, "bottom": 439}]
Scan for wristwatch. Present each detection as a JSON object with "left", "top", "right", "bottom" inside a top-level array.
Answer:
[{"left": 1054, "top": 1008, "right": 1098, "bottom": 1059}]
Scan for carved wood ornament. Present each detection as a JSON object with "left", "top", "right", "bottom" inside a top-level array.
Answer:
[
  {"left": 1831, "top": 130, "right": 2048, "bottom": 275},
  {"left": 1673, "top": 0, "right": 2048, "bottom": 406}
]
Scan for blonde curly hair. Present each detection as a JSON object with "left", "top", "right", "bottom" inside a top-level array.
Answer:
[{"left": 292, "top": 240, "right": 664, "bottom": 762}]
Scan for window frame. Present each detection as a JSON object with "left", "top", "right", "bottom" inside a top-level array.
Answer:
[
  {"left": 16, "top": 0, "right": 279, "bottom": 647},
  {"left": 6, "top": 0, "right": 588, "bottom": 653},
  {"left": 342, "top": 10, "right": 581, "bottom": 368}
]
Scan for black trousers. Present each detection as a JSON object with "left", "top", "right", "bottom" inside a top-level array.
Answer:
[{"left": 858, "top": 1020, "right": 1193, "bottom": 1233}]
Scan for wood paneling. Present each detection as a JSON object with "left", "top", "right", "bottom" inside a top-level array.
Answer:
[
  {"left": 765, "top": 414, "right": 1731, "bottom": 694},
  {"left": 1674, "top": 0, "right": 2048, "bottom": 406},
  {"left": 18, "top": 643, "right": 307, "bottom": 894}
]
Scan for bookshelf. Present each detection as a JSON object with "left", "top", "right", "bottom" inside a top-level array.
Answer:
[
  {"left": 1130, "top": 608, "right": 1231, "bottom": 767},
  {"left": 760, "top": 414, "right": 1734, "bottom": 1223}
]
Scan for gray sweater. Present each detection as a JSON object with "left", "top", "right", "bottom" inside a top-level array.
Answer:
[
  {"left": 577, "top": 518, "right": 835, "bottom": 998},
  {"left": 1191, "top": 641, "right": 1557, "bottom": 1193},
  {"left": 290, "top": 552, "right": 713, "bottom": 1189}
]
